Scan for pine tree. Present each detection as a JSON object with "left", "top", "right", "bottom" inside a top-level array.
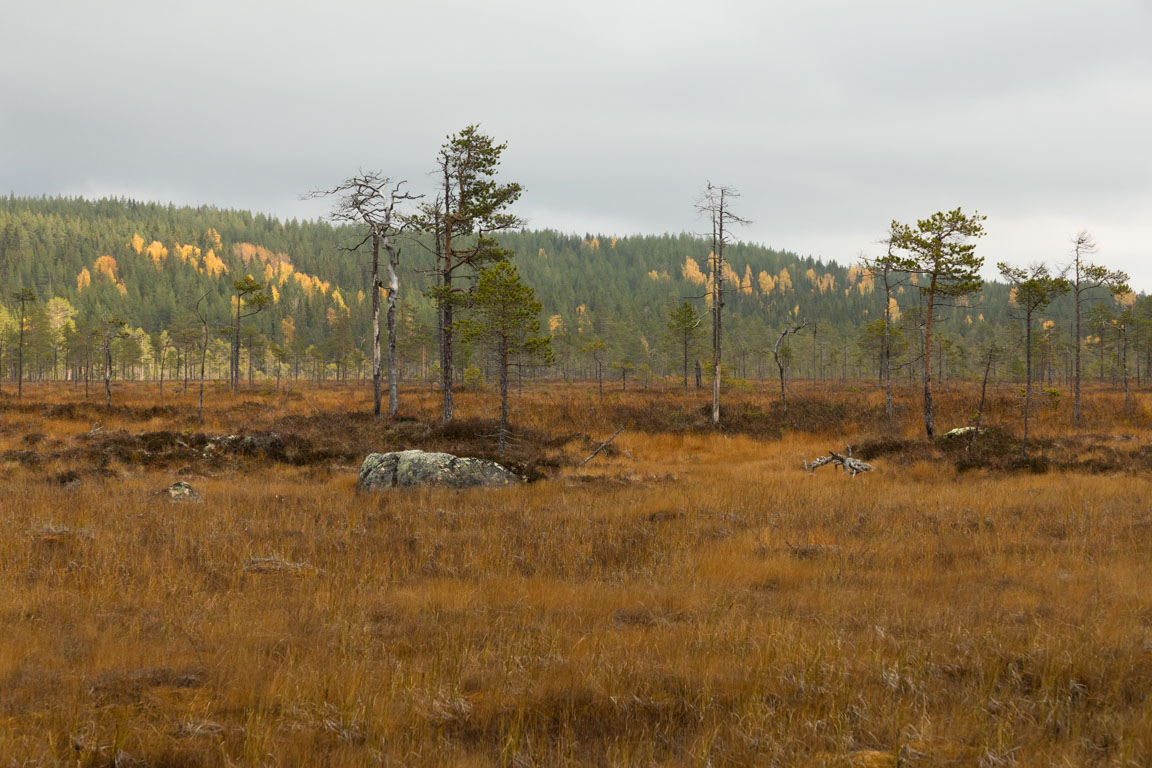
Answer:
[
  {"left": 1061, "top": 231, "right": 1128, "bottom": 425},
  {"left": 11, "top": 288, "right": 36, "bottom": 397},
  {"left": 459, "top": 260, "right": 552, "bottom": 455},
  {"left": 998, "top": 262, "right": 1069, "bottom": 453},
  {"left": 666, "top": 301, "right": 703, "bottom": 389},
  {"left": 416, "top": 126, "right": 523, "bottom": 423},
  {"left": 889, "top": 208, "right": 986, "bottom": 438},
  {"left": 229, "top": 275, "right": 269, "bottom": 393}
]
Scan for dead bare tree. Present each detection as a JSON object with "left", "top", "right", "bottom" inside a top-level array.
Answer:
[
  {"left": 1060, "top": 231, "right": 1128, "bottom": 425},
  {"left": 102, "top": 316, "right": 126, "bottom": 409},
  {"left": 861, "top": 241, "right": 909, "bottom": 422},
  {"left": 773, "top": 321, "right": 809, "bottom": 412},
  {"left": 307, "top": 174, "right": 419, "bottom": 419},
  {"left": 969, "top": 333, "right": 1004, "bottom": 452},
  {"left": 696, "top": 182, "right": 750, "bottom": 426}
]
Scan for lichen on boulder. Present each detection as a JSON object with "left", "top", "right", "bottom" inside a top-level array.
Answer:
[{"left": 357, "top": 450, "right": 521, "bottom": 492}]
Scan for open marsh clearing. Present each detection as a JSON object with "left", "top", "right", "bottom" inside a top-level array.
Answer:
[{"left": 2, "top": 384, "right": 1151, "bottom": 766}]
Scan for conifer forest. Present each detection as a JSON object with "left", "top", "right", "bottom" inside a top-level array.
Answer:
[{"left": 1, "top": 186, "right": 1145, "bottom": 404}]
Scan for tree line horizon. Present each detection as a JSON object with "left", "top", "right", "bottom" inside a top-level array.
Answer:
[{"left": 0, "top": 127, "right": 1142, "bottom": 440}]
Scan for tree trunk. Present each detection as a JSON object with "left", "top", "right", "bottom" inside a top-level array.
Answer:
[
  {"left": 811, "top": 322, "right": 817, "bottom": 383},
  {"left": 498, "top": 340, "right": 509, "bottom": 456},
  {"left": 1074, "top": 286, "right": 1082, "bottom": 424},
  {"left": 233, "top": 297, "right": 241, "bottom": 394},
  {"left": 1099, "top": 327, "right": 1105, "bottom": 381},
  {"left": 773, "top": 324, "right": 806, "bottom": 414},
  {"left": 371, "top": 232, "right": 382, "bottom": 419},
  {"left": 884, "top": 324, "right": 893, "bottom": 421},
  {"left": 938, "top": 340, "right": 945, "bottom": 390},
  {"left": 1123, "top": 324, "right": 1130, "bottom": 410},
  {"left": 922, "top": 282, "right": 937, "bottom": 439},
  {"left": 682, "top": 336, "right": 689, "bottom": 390},
  {"left": 440, "top": 192, "right": 456, "bottom": 424},
  {"left": 386, "top": 243, "right": 400, "bottom": 417},
  {"left": 104, "top": 337, "right": 113, "bottom": 409},
  {"left": 711, "top": 263, "right": 722, "bottom": 425},
  {"left": 16, "top": 304, "right": 25, "bottom": 398},
  {"left": 970, "top": 345, "right": 995, "bottom": 451},
  {"left": 198, "top": 325, "right": 208, "bottom": 424},
  {"left": 1023, "top": 314, "right": 1032, "bottom": 455},
  {"left": 776, "top": 356, "right": 787, "bottom": 413},
  {"left": 441, "top": 270, "right": 454, "bottom": 423},
  {"left": 711, "top": 202, "right": 723, "bottom": 426}
]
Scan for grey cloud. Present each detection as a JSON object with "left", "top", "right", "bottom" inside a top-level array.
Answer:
[{"left": 2, "top": 0, "right": 1149, "bottom": 285}]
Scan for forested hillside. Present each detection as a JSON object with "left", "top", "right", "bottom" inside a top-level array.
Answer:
[{"left": 0, "top": 195, "right": 1144, "bottom": 388}]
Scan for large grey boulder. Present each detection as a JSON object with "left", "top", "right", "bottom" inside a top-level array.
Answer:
[{"left": 357, "top": 450, "right": 521, "bottom": 491}]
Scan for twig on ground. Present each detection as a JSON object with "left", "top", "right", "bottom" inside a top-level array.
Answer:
[{"left": 580, "top": 426, "right": 625, "bottom": 467}]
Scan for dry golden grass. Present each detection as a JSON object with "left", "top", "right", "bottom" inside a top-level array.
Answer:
[{"left": 1, "top": 380, "right": 1151, "bottom": 766}]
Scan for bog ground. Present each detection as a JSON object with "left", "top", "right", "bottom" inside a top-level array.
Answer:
[{"left": 2, "top": 382, "right": 1151, "bottom": 767}]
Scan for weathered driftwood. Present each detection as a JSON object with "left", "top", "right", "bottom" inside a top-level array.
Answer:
[
  {"left": 803, "top": 446, "right": 874, "bottom": 477},
  {"left": 580, "top": 427, "right": 625, "bottom": 467}
]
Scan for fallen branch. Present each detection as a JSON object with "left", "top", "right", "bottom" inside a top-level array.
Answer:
[
  {"left": 580, "top": 426, "right": 625, "bottom": 467},
  {"left": 803, "top": 446, "right": 874, "bottom": 477}
]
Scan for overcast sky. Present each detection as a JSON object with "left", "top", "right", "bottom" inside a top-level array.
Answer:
[{"left": 3, "top": 1, "right": 1150, "bottom": 288}]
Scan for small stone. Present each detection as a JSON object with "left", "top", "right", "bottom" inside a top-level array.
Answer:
[
  {"left": 52, "top": 470, "right": 82, "bottom": 488},
  {"left": 166, "top": 481, "right": 202, "bottom": 503}
]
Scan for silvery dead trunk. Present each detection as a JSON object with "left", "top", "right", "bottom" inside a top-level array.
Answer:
[
  {"left": 385, "top": 241, "right": 401, "bottom": 417},
  {"left": 371, "top": 231, "right": 382, "bottom": 419}
]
